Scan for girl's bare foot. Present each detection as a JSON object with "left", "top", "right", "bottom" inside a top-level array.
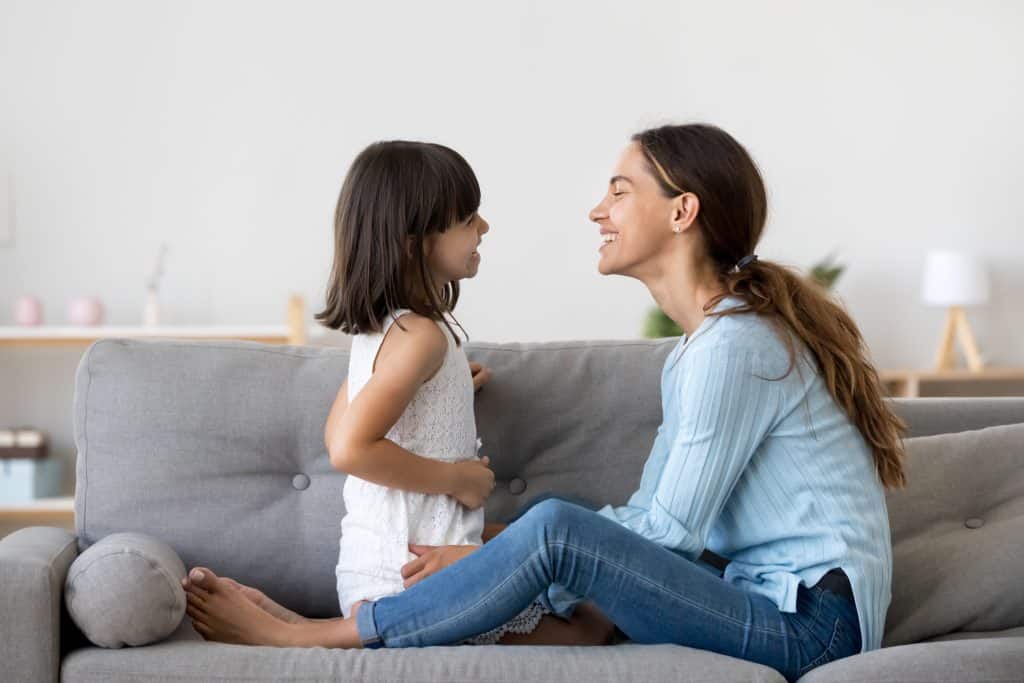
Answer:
[
  {"left": 184, "top": 566, "right": 363, "bottom": 648},
  {"left": 181, "top": 569, "right": 308, "bottom": 624},
  {"left": 183, "top": 567, "right": 299, "bottom": 646}
]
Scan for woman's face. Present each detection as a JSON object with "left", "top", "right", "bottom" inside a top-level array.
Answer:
[{"left": 589, "top": 143, "right": 681, "bottom": 279}]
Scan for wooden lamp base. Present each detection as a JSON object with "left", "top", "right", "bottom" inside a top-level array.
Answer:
[{"left": 934, "top": 306, "right": 984, "bottom": 372}]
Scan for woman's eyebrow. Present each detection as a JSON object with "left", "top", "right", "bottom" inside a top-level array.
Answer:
[{"left": 609, "top": 175, "right": 633, "bottom": 186}]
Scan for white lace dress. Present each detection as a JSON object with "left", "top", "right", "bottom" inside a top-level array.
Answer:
[{"left": 335, "top": 309, "right": 549, "bottom": 645}]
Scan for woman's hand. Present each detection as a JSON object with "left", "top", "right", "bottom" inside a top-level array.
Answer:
[
  {"left": 402, "top": 544, "right": 479, "bottom": 588},
  {"left": 469, "top": 361, "right": 491, "bottom": 392},
  {"left": 449, "top": 456, "right": 495, "bottom": 510}
]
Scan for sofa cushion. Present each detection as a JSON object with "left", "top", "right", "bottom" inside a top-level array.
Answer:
[
  {"left": 794, "top": 637, "right": 1024, "bottom": 683},
  {"left": 65, "top": 532, "right": 187, "bottom": 648},
  {"left": 883, "top": 422, "right": 1024, "bottom": 645},
  {"left": 61, "top": 618, "right": 787, "bottom": 683}
]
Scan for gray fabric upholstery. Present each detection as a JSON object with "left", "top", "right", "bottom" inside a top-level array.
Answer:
[
  {"left": 61, "top": 618, "right": 788, "bottom": 683},
  {"left": 883, "top": 423, "right": 1024, "bottom": 646},
  {"left": 890, "top": 396, "right": 1024, "bottom": 437},
  {"left": 0, "top": 526, "right": 79, "bottom": 683},
  {"left": 72, "top": 338, "right": 676, "bottom": 618},
  {"left": 43, "top": 337, "right": 1024, "bottom": 682},
  {"left": 65, "top": 532, "right": 187, "bottom": 648},
  {"left": 794, "top": 637, "right": 1024, "bottom": 682},
  {"left": 926, "top": 626, "right": 1024, "bottom": 641}
]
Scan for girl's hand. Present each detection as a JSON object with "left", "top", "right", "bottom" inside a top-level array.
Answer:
[
  {"left": 402, "top": 544, "right": 479, "bottom": 588},
  {"left": 469, "top": 361, "right": 491, "bottom": 392},
  {"left": 449, "top": 456, "right": 495, "bottom": 510}
]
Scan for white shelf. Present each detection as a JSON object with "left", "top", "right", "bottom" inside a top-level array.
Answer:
[
  {"left": 0, "top": 325, "right": 290, "bottom": 341},
  {"left": 0, "top": 496, "right": 74, "bottom": 522}
]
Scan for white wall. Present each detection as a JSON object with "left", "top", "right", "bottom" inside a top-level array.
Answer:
[{"left": 2, "top": 0, "right": 1022, "bottom": 367}]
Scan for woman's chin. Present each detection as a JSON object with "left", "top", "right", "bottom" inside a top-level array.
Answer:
[{"left": 597, "top": 255, "right": 620, "bottom": 276}]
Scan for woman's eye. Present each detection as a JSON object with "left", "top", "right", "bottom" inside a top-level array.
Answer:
[{"left": 612, "top": 192, "right": 625, "bottom": 197}]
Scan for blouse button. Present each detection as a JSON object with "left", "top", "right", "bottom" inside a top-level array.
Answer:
[
  {"left": 964, "top": 518, "right": 985, "bottom": 529},
  {"left": 508, "top": 478, "right": 527, "bottom": 495},
  {"left": 292, "top": 473, "right": 311, "bottom": 491}
]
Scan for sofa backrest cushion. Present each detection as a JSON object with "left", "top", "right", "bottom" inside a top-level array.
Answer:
[{"left": 883, "top": 422, "right": 1024, "bottom": 645}]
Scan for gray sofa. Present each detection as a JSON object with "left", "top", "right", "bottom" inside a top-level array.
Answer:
[{"left": 2, "top": 338, "right": 1022, "bottom": 683}]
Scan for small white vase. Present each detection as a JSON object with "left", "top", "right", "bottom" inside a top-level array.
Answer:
[{"left": 143, "top": 290, "right": 160, "bottom": 327}]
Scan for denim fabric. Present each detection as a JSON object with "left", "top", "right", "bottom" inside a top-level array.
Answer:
[{"left": 356, "top": 499, "right": 860, "bottom": 682}]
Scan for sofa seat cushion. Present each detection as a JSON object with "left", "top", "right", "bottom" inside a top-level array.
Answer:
[
  {"left": 794, "top": 637, "right": 1024, "bottom": 682},
  {"left": 926, "top": 626, "right": 1024, "bottom": 641},
  {"left": 61, "top": 619, "right": 787, "bottom": 683}
]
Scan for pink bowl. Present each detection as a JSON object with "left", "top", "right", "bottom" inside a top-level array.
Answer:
[
  {"left": 14, "top": 296, "right": 44, "bottom": 326},
  {"left": 67, "top": 297, "right": 105, "bottom": 326}
]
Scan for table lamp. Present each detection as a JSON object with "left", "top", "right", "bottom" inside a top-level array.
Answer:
[{"left": 921, "top": 250, "right": 989, "bottom": 372}]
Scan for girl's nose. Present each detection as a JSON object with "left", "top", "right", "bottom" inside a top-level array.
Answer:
[
  {"left": 478, "top": 216, "right": 490, "bottom": 235},
  {"left": 589, "top": 202, "right": 608, "bottom": 223}
]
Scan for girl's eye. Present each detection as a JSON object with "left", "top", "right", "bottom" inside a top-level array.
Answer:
[{"left": 612, "top": 192, "right": 625, "bottom": 197}]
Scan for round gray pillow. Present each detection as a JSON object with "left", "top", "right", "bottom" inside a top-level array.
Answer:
[{"left": 65, "top": 532, "right": 187, "bottom": 648}]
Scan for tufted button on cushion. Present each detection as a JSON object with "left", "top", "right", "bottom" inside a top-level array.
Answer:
[
  {"left": 508, "top": 478, "right": 527, "bottom": 495},
  {"left": 964, "top": 518, "right": 985, "bottom": 529},
  {"left": 292, "top": 473, "right": 311, "bottom": 490}
]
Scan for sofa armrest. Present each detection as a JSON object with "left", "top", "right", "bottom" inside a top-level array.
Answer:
[{"left": 0, "top": 526, "right": 79, "bottom": 683}]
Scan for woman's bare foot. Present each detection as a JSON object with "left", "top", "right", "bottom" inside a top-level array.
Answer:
[
  {"left": 184, "top": 567, "right": 363, "bottom": 648},
  {"left": 181, "top": 569, "right": 308, "bottom": 624}
]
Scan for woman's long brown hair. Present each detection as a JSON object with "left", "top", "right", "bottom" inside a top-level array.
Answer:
[{"left": 634, "top": 124, "right": 907, "bottom": 489}]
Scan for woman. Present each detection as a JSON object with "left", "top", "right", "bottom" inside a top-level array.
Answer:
[{"left": 184, "top": 123, "right": 906, "bottom": 682}]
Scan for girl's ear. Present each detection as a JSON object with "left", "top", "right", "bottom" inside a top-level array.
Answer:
[{"left": 406, "top": 235, "right": 429, "bottom": 260}]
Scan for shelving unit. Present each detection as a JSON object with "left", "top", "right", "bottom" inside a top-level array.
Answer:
[
  {"left": 881, "top": 367, "right": 1024, "bottom": 398},
  {"left": 0, "top": 295, "right": 308, "bottom": 347},
  {"left": 0, "top": 496, "right": 74, "bottom": 532},
  {"left": 0, "top": 295, "right": 310, "bottom": 537}
]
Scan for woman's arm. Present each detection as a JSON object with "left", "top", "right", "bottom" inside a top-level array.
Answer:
[
  {"left": 599, "top": 345, "right": 777, "bottom": 558},
  {"left": 325, "top": 314, "right": 494, "bottom": 508}
]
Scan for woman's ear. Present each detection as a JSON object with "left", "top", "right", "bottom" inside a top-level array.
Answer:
[{"left": 671, "top": 192, "right": 701, "bottom": 233}]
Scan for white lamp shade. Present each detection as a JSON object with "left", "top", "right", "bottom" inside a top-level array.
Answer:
[{"left": 921, "top": 250, "right": 990, "bottom": 307}]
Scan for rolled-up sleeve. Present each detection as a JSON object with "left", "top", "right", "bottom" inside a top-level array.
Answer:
[{"left": 597, "top": 345, "right": 778, "bottom": 559}]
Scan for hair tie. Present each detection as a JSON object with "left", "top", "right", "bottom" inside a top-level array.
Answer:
[{"left": 731, "top": 254, "right": 759, "bottom": 273}]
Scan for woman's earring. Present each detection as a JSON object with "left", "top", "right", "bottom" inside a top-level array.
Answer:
[{"left": 672, "top": 225, "right": 682, "bottom": 234}]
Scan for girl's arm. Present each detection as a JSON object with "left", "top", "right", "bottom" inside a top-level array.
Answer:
[{"left": 325, "top": 314, "right": 494, "bottom": 507}]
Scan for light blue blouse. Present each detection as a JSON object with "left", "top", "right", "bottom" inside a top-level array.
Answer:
[{"left": 595, "top": 296, "right": 892, "bottom": 652}]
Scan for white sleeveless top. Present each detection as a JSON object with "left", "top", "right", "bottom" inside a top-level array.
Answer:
[{"left": 335, "top": 309, "right": 484, "bottom": 616}]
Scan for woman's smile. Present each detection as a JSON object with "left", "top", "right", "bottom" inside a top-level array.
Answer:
[{"left": 599, "top": 231, "right": 619, "bottom": 252}]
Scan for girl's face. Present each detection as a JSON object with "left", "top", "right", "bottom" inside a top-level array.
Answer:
[
  {"left": 588, "top": 143, "right": 684, "bottom": 279},
  {"left": 424, "top": 212, "right": 490, "bottom": 284}
]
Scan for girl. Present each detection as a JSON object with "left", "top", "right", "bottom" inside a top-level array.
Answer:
[{"left": 183, "top": 140, "right": 613, "bottom": 647}]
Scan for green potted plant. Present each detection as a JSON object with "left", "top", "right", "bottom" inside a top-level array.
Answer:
[{"left": 642, "top": 254, "right": 845, "bottom": 338}]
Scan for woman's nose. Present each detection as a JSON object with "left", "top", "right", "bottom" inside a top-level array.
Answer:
[
  {"left": 589, "top": 201, "right": 607, "bottom": 223},
  {"left": 478, "top": 216, "right": 490, "bottom": 235}
]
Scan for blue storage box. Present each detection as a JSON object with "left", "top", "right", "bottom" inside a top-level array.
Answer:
[{"left": 0, "top": 457, "right": 62, "bottom": 504}]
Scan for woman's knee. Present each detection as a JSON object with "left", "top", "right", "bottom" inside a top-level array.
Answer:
[{"left": 520, "top": 497, "right": 586, "bottom": 532}]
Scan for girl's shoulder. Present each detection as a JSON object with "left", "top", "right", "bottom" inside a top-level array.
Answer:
[{"left": 368, "top": 310, "right": 450, "bottom": 376}]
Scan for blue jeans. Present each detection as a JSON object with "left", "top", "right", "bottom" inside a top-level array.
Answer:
[{"left": 356, "top": 498, "right": 861, "bottom": 682}]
